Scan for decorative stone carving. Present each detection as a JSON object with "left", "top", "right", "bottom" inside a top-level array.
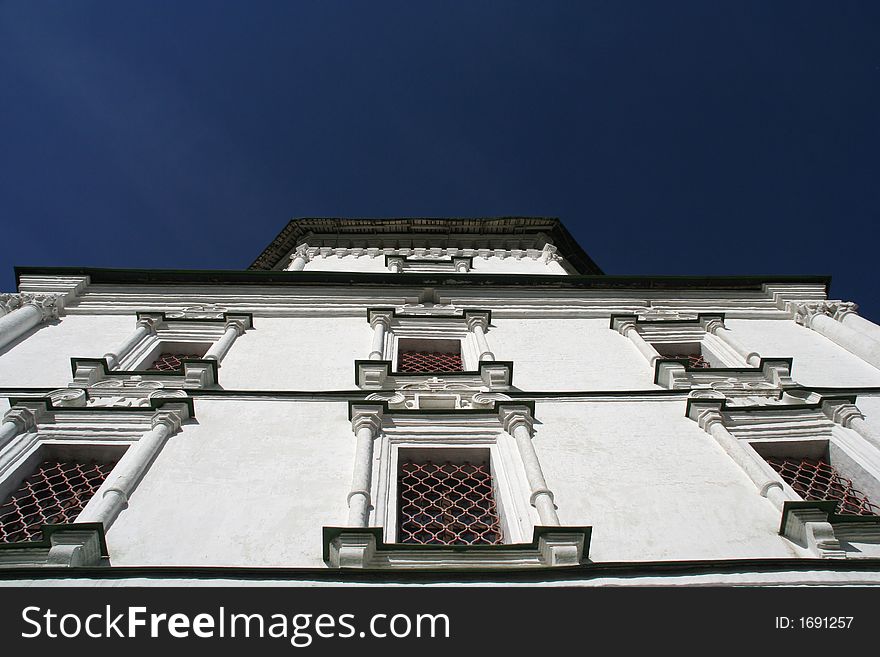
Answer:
[{"left": 165, "top": 304, "right": 228, "bottom": 320}]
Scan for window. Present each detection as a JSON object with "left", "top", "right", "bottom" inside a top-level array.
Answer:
[
  {"left": 396, "top": 338, "right": 464, "bottom": 373},
  {"left": 138, "top": 343, "right": 210, "bottom": 371},
  {"left": 398, "top": 455, "right": 503, "bottom": 545},
  {"left": 652, "top": 341, "right": 714, "bottom": 368},
  {"left": 750, "top": 439, "right": 880, "bottom": 516},
  {"left": 765, "top": 456, "right": 879, "bottom": 516},
  {"left": 0, "top": 455, "right": 119, "bottom": 544}
]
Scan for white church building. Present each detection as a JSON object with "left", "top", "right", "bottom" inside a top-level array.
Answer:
[{"left": 1, "top": 216, "right": 880, "bottom": 585}]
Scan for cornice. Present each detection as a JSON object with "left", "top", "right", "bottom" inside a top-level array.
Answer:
[{"left": 246, "top": 216, "right": 602, "bottom": 275}]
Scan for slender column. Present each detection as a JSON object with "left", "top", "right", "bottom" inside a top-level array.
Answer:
[
  {"left": 690, "top": 404, "right": 797, "bottom": 511},
  {"left": 368, "top": 311, "right": 392, "bottom": 360},
  {"left": 346, "top": 406, "right": 383, "bottom": 527},
  {"left": 702, "top": 317, "right": 761, "bottom": 367},
  {"left": 0, "top": 295, "right": 60, "bottom": 351},
  {"left": 78, "top": 409, "right": 184, "bottom": 529},
  {"left": 466, "top": 313, "right": 495, "bottom": 362},
  {"left": 204, "top": 318, "right": 248, "bottom": 363},
  {"left": 0, "top": 408, "right": 37, "bottom": 454},
  {"left": 289, "top": 247, "right": 310, "bottom": 271},
  {"left": 612, "top": 317, "right": 662, "bottom": 367},
  {"left": 796, "top": 303, "right": 880, "bottom": 370},
  {"left": 103, "top": 317, "right": 158, "bottom": 369},
  {"left": 823, "top": 400, "right": 880, "bottom": 453},
  {"left": 833, "top": 303, "right": 880, "bottom": 345},
  {"left": 500, "top": 407, "right": 559, "bottom": 525}
]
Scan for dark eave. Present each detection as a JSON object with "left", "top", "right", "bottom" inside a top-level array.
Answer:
[
  {"left": 14, "top": 266, "right": 831, "bottom": 293},
  {"left": 247, "top": 216, "right": 604, "bottom": 275}
]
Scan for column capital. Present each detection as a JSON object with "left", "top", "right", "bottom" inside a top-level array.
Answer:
[
  {"left": 831, "top": 301, "right": 859, "bottom": 322},
  {"left": 541, "top": 243, "right": 560, "bottom": 264},
  {"left": 821, "top": 399, "right": 865, "bottom": 427},
  {"left": 367, "top": 308, "right": 394, "bottom": 329},
  {"left": 350, "top": 404, "right": 383, "bottom": 435},
  {"left": 686, "top": 396, "right": 726, "bottom": 432},
  {"left": 386, "top": 256, "right": 405, "bottom": 273},
  {"left": 2, "top": 407, "right": 38, "bottom": 433},
  {"left": 151, "top": 407, "right": 187, "bottom": 433},
  {"left": 453, "top": 257, "right": 471, "bottom": 273},
  {"left": 498, "top": 404, "right": 535, "bottom": 436},
  {"left": 700, "top": 316, "right": 726, "bottom": 334},
  {"left": 18, "top": 293, "right": 63, "bottom": 321},
  {"left": 609, "top": 314, "right": 638, "bottom": 336},
  {"left": 465, "top": 310, "right": 490, "bottom": 332},
  {"left": 291, "top": 243, "right": 312, "bottom": 259},
  {"left": 135, "top": 313, "right": 164, "bottom": 331},
  {"left": 224, "top": 317, "right": 250, "bottom": 336}
]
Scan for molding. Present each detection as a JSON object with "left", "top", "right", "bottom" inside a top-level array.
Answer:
[
  {"left": 246, "top": 216, "right": 601, "bottom": 275},
  {"left": 0, "top": 523, "right": 108, "bottom": 567},
  {"left": 70, "top": 357, "right": 218, "bottom": 391},
  {"left": 322, "top": 525, "right": 591, "bottom": 569},
  {"left": 654, "top": 357, "right": 795, "bottom": 390},
  {"left": 354, "top": 360, "right": 513, "bottom": 392}
]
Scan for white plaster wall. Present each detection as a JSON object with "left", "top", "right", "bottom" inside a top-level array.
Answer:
[
  {"left": 490, "top": 318, "right": 659, "bottom": 391},
  {"left": 0, "top": 315, "right": 134, "bottom": 388},
  {"left": 105, "top": 399, "right": 354, "bottom": 567},
  {"left": 854, "top": 394, "right": 880, "bottom": 436},
  {"left": 532, "top": 400, "right": 803, "bottom": 561},
  {"left": 725, "top": 319, "right": 880, "bottom": 387},
  {"left": 219, "top": 317, "right": 369, "bottom": 390}
]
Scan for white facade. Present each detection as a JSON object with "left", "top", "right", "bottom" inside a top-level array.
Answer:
[{"left": 1, "top": 217, "right": 880, "bottom": 585}]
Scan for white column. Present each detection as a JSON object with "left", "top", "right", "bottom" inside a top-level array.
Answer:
[
  {"left": 368, "top": 312, "right": 392, "bottom": 360},
  {"left": 702, "top": 317, "right": 761, "bottom": 367},
  {"left": 612, "top": 317, "right": 662, "bottom": 367},
  {"left": 833, "top": 304, "right": 880, "bottom": 345},
  {"left": 204, "top": 318, "right": 248, "bottom": 363},
  {"left": 289, "top": 247, "right": 310, "bottom": 271},
  {"left": 346, "top": 406, "right": 383, "bottom": 527},
  {"left": 466, "top": 313, "right": 495, "bottom": 362},
  {"left": 500, "top": 407, "right": 559, "bottom": 525},
  {"left": 103, "top": 317, "right": 157, "bottom": 369},
  {"left": 798, "top": 304, "right": 880, "bottom": 370},
  {"left": 0, "top": 295, "right": 60, "bottom": 351},
  {"left": 0, "top": 408, "right": 37, "bottom": 454},
  {"left": 78, "top": 409, "right": 184, "bottom": 529},
  {"left": 690, "top": 404, "right": 796, "bottom": 511}
]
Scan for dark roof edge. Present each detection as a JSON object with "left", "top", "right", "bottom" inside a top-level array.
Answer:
[
  {"left": 246, "top": 216, "right": 604, "bottom": 275},
  {"left": 14, "top": 266, "right": 832, "bottom": 293},
  {"left": 0, "top": 557, "right": 877, "bottom": 582}
]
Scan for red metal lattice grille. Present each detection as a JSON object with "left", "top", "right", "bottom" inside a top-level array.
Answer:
[
  {"left": 399, "top": 460, "right": 503, "bottom": 545},
  {"left": 766, "top": 457, "right": 880, "bottom": 516},
  {"left": 0, "top": 460, "right": 116, "bottom": 543},
  {"left": 145, "top": 353, "right": 196, "bottom": 371},
  {"left": 663, "top": 354, "right": 711, "bottom": 369},
  {"left": 398, "top": 351, "right": 464, "bottom": 373}
]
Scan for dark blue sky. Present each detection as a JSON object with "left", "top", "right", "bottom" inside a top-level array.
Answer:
[{"left": 1, "top": 3, "right": 878, "bottom": 317}]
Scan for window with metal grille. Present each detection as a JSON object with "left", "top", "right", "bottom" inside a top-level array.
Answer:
[
  {"left": 0, "top": 459, "right": 117, "bottom": 543},
  {"left": 765, "top": 456, "right": 880, "bottom": 516},
  {"left": 398, "top": 459, "right": 503, "bottom": 545},
  {"left": 652, "top": 342, "right": 712, "bottom": 369},
  {"left": 397, "top": 338, "right": 464, "bottom": 373},
  {"left": 144, "top": 348, "right": 207, "bottom": 372}
]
